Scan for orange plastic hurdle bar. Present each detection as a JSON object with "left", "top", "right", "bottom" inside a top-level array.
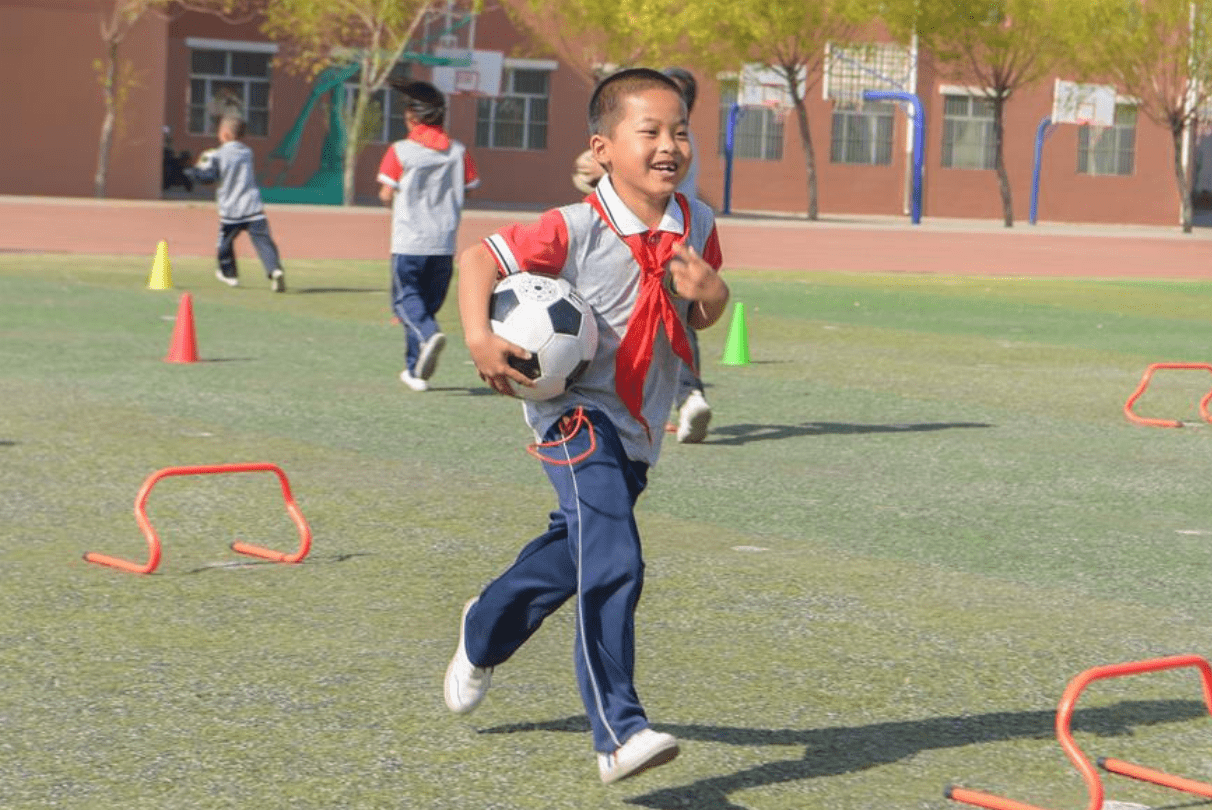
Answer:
[
  {"left": 83, "top": 462, "right": 312, "bottom": 574},
  {"left": 1123, "top": 362, "right": 1212, "bottom": 427},
  {"left": 946, "top": 654, "right": 1212, "bottom": 810}
]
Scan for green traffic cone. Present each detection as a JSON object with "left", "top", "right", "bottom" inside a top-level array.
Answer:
[{"left": 720, "top": 302, "right": 749, "bottom": 366}]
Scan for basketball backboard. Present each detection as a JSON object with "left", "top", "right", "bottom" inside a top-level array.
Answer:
[
  {"left": 431, "top": 48, "right": 503, "bottom": 97},
  {"left": 737, "top": 63, "right": 803, "bottom": 111},
  {"left": 824, "top": 42, "right": 914, "bottom": 108},
  {"left": 1052, "top": 79, "right": 1116, "bottom": 126}
]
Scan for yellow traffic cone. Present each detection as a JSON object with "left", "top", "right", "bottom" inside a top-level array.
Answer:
[
  {"left": 147, "top": 240, "right": 173, "bottom": 290},
  {"left": 720, "top": 302, "right": 749, "bottom": 366}
]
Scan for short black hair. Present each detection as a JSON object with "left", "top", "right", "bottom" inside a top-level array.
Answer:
[
  {"left": 662, "top": 67, "right": 697, "bottom": 114},
  {"left": 587, "top": 67, "right": 684, "bottom": 136},
  {"left": 389, "top": 79, "right": 446, "bottom": 126}
]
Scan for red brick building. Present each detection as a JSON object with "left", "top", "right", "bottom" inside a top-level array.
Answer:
[{"left": 2, "top": 0, "right": 1207, "bottom": 227}]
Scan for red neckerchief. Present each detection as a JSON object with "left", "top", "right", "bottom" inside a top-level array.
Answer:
[
  {"left": 586, "top": 190, "right": 696, "bottom": 439},
  {"left": 408, "top": 123, "right": 450, "bottom": 151}
]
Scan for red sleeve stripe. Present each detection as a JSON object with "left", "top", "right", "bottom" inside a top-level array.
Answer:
[
  {"left": 464, "top": 153, "right": 480, "bottom": 189},
  {"left": 483, "top": 234, "right": 519, "bottom": 276},
  {"left": 702, "top": 226, "right": 723, "bottom": 270}
]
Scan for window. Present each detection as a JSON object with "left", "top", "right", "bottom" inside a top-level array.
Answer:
[
  {"left": 345, "top": 68, "right": 410, "bottom": 144},
  {"left": 831, "top": 100, "right": 894, "bottom": 165},
  {"left": 1077, "top": 105, "right": 1136, "bottom": 176},
  {"left": 187, "top": 44, "right": 273, "bottom": 137},
  {"left": 941, "top": 94, "right": 995, "bottom": 170},
  {"left": 716, "top": 79, "right": 784, "bottom": 161},
  {"left": 476, "top": 68, "right": 549, "bottom": 150}
]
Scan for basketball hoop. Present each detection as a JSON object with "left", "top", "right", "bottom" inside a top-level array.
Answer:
[
  {"left": 1083, "top": 120, "right": 1112, "bottom": 149},
  {"left": 760, "top": 97, "right": 794, "bottom": 119},
  {"left": 432, "top": 48, "right": 502, "bottom": 97},
  {"left": 1052, "top": 79, "right": 1116, "bottom": 126},
  {"left": 823, "top": 41, "right": 914, "bottom": 108}
]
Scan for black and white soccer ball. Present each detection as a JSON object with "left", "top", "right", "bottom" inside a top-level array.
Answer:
[
  {"left": 489, "top": 274, "right": 598, "bottom": 401},
  {"left": 195, "top": 148, "right": 218, "bottom": 171}
]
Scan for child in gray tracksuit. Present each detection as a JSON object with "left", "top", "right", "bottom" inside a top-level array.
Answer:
[{"left": 187, "top": 115, "right": 286, "bottom": 292}]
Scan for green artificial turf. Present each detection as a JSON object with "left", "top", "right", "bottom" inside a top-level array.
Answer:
[{"left": 5, "top": 253, "right": 1212, "bottom": 809}]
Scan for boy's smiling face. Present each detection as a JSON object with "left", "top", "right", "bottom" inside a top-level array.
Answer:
[{"left": 590, "top": 86, "right": 690, "bottom": 223}]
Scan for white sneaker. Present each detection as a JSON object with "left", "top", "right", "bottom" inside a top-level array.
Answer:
[
  {"left": 215, "top": 270, "right": 239, "bottom": 287},
  {"left": 598, "top": 728, "right": 680, "bottom": 784},
  {"left": 444, "top": 598, "right": 492, "bottom": 714},
  {"left": 270, "top": 269, "right": 286, "bottom": 293},
  {"left": 400, "top": 369, "right": 429, "bottom": 392},
  {"left": 415, "top": 332, "right": 446, "bottom": 381},
  {"left": 676, "top": 390, "right": 712, "bottom": 443}
]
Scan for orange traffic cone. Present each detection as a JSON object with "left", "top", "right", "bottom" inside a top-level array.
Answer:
[{"left": 165, "top": 293, "right": 199, "bottom": 364}]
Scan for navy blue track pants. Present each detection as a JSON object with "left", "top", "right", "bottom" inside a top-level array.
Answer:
[
  {"left": 463, "top": 409, "right": 651, "bottom": 753},
  {"left": 390, "top": 254, "right": 452, "bottom": 374},
  {"left": 217, "top": 218, "right": 281, "bottom": 279}
]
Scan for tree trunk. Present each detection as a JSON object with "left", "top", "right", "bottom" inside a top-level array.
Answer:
[
  {"left": 342, "top": 91, "right": 365, "bottom": 207},
  {"left": 94, "top": 43, "right": 119, "bottom": 198},
  {"left": 1172, "top": 120, "right": 1194, "bottom": 233},
  {"left": 792, "top": 98, "right": 818, "bottom": 220},
  {"left": 993, "top": 96, "right": 1013, "bottom": 227}
]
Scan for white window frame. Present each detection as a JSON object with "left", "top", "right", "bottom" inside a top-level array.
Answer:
[
  {"left": 941, "top": 92, "right": 996, "bottom": 170},
  {"left": 186, "top": 39, "right": 276, "bottom": 137},
  {"left": 1077, "top": 104, "right": 1137, "bottom": 177},
  {"left": 716, "top": 76, "right": 784, "bottom": 161},
  {"left": 830, "top": 100, "right": 895, "bottom": 165},
  {"left": 343, "top": 84, "right": 409, "bottom": 144},
  {"left": 475, "top": 62, "right": 551, "bottom": 151}
]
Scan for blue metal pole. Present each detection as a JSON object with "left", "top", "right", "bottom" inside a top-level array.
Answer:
[
  {"left": 723, "top": 103, "right": 743, "bottom": 215},
  {"left": 1030, "top": 116, "right": 1054, "bottom": 225},
  {"left": 863, "top": 90, "right": 924, "bottom": 225}
]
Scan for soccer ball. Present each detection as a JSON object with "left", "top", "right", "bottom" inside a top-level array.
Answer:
[
  {"left": 489, "top": 274, "right": 598, "bottom": 401},
  {"left": 195, "top": 148, "right": 218, "bottom": 171}
]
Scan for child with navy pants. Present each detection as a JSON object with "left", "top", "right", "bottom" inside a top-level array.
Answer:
[
  {"left": 449, "top": 68, "right": 729, "bottom": 785},
  {"left": 377, "top": 80, "right": 479, "bottom": 392}
]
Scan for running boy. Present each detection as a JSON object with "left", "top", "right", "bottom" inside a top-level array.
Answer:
[
  {"left": 186, "top": 115, "right": 286, "bottom": 292},
  {"left": 377, "top": 80, "right": 479, "bottom": 392},
  {"left": 448, "top": 68, "right": 729, "bottom": 784},
  {"left": 569, "top": 67, "right": 713, "bottom": 443}
]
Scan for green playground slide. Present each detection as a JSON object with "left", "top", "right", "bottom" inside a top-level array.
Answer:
[{"left": 260, "top": 64, "right": 358, "bottom": 205}]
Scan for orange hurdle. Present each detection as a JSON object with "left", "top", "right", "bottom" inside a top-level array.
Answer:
[
  {"left": 946, "top": 654, "right": 1212, "bottom": 810},
  {"left": 83, "top": 462, "right": 312, "bottom": 574},
  {"left": 1123, "top": 362, "right": 1212, "bottom": 427}
]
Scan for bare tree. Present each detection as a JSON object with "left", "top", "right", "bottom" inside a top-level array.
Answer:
[
  {"left": 92, "top": 0, "right": 258, "bottom": 198},
  {"left": 262, "top": 0, "right": 481, "bottom": 206},
  {"left": 1071, "top": 0, "right": 1212, "bottom": 232},
  {"left": 883, "top": 0, "right": 1072, "bottom": 227}
]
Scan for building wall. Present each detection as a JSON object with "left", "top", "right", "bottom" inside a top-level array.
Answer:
[
  {"left": 914, "top": 59, "right": 1182, "bottom": 226},
  {"left": 166, "top": 4, "right": 592, "bottom": 209},
  {"left": 0, "top": 0, "right": 167, "bottom": 199},
  {"left": 0, "top": 1, "right": 1198, "bottom": 227}
]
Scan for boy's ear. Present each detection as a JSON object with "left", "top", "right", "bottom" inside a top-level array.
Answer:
[{"left": 589, "top": 133, "right": 610, "bottom": 172}]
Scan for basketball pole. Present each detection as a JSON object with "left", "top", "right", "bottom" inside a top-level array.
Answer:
[
  {"left": 863, "top": 90, "right": 924, "bottom": 225},
  {"left": 1029, "top": 116, "right": 1055, "bottom": 226}
]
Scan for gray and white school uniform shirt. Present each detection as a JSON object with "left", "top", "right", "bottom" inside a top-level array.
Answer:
[
  {"left": 378, "top": 137, "right": 476, "bottom": 256},
  {"left": 191, "top": 140, "right": 267, "bottom": 224},
  {"left": 483, "top": 175, "right": 723, "bottom": 467}
]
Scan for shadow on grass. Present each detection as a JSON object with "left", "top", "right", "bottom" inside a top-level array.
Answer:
[
  {"left": 480, "top": 700, "right": 1209, "bottom": 810},
  {"left": 293, "top": 287, "right": 386, "bottom": 294},
  {"left": 707, "top": 421, "right": 993, "bottom": 445},
  {"left": 182, "top": 551, "right": 373, "bottom": 574},
  {"left": 437, "top": 385, "right": 506, "bottom": 397}
]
